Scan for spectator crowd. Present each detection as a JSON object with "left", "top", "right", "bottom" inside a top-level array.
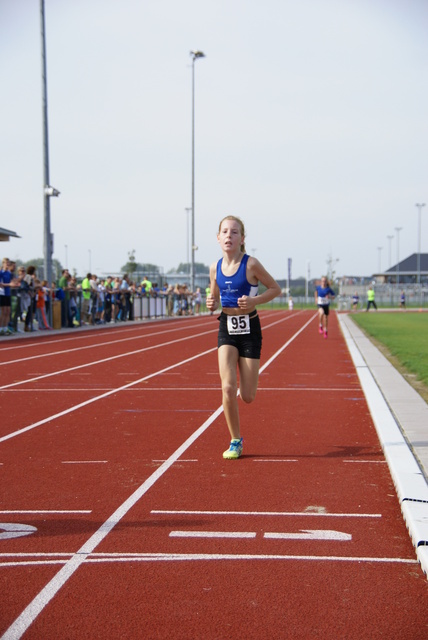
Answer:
[{"left": 0, "top": 258, "right": 206, "bottom": 335}]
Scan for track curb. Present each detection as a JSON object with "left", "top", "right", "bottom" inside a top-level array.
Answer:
[{"left": 338, "top": 313, "right": 428, "bottom": 578}]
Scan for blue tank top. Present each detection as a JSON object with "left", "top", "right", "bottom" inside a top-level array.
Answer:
[{"left": 216, "top": 254, "right": 258, "bottom": 308}]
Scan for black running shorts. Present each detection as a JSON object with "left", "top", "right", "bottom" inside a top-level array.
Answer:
[
  {"left": 318, "top": 304, "right": 330, "bottom": 316},
  {"left": 217, "top": 311, "right": 262, "bottom": 359}
]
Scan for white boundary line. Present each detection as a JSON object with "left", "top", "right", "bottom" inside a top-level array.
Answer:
[
  {"left": 151, "top": 509, "right": 381, "bottom": 518},
  {"left": 0, "top": 553, "right": 416, "bottom": 568}
]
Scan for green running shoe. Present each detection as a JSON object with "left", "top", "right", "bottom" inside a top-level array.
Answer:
[{"left": 223, "top": 438, "right": 243, "bottom": 460}]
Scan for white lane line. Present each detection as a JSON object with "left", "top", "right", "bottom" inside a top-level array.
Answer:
[
  {"left": 258, "top": 387, "right": 361, "bottom": 391},
  {"left": 0, "top": 310, "right": 285, "bottom": 359},
  {"left": 0, "top": 329, "right": 217, "bottom": 391},
  {"left": 0, "top": 553, "right": 416, "bottom": 567},
  {"left": 151, "top": 510, "right": 381, "bottom": 518},
  {"left": 0, "top": 320, "right": 213, "bottom": 366},
  {"left": 0, "top": 311, "right": 294, "bottom": 388},
  {"left": 153, "top": 459, "right": 198, "bottom": 463},
  {"left": 0, "top": 312, "right": 299, "bottom": 443},
  {"left": 0, "top": 347, "right": 216, "bottom": 444},
  {"left": 253, "top": 459, "right": 298, "bottom": 463},
  {"left": 0, "top": 510, "right": 91, "bottom": 514},
  {"left": 0, "top": 560, "right": 69, "bottom": 568},
  {"left": 0, "top": 403, "right": 223, "bottom": 640},
  {"left": 169, "top": 531, "right": 256, "bottom": 538},
  {"left": 85, "top": 553, "right": 417, "bottom": 564},
  {"left": 3, "top": 386, "right": 360, "bottom": 394},
  {"left": 343, "top": 460, "right": 387, "bottom": 464},
  {"left": 259, "top": 314, "right": 316, "bottom": 375},
  {"left": 0, "top": 315, "right": 308, "bottom": 640},
  {"left": 1, "top": 387, "right": 221, "bottom": 392},
  {"left": 62, "top": 461, "right": 107, "bottom": 464}
]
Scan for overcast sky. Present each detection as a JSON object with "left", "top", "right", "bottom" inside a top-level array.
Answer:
[{"left": 1, "top": 0, "right": 427, "bottom": 281}]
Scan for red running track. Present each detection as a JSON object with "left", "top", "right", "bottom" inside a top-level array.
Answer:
[{"left": 1, "top": 311, "right": 427, "bottom": 639}]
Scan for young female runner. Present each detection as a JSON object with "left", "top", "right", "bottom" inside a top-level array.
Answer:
[
  {"left": 206, "top": 216, "right": 281, "bottom": 459},
  {"left": 314, "top": 276, "right": 335, "bottom": 338}
]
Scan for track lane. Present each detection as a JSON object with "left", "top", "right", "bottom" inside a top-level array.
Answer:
[{"left": 0, "top": 312, "right": 300, "bottom": 439}]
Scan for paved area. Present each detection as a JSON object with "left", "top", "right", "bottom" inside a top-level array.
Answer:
[{"left": 339, "top": 313, "right": 428, "bottom": 576}]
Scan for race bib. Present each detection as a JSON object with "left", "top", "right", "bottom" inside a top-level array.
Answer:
[
  {"left": 227, "top": 314, "right": 250, "bottom": 335},
  {"left": 317, "top": 296, "right": 330, "bottom": 305}
]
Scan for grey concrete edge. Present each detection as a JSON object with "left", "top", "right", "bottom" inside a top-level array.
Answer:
[{"left": 337, "top": 313, "right": 428, "bottom": 577}]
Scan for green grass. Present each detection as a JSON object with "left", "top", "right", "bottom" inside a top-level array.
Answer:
[{"left": 351, "top": 312, "right": 428, "bottom": 388}]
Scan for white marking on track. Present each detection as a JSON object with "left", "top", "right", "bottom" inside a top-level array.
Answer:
[
  {"left": 343, "top": 460, "right": 386, "bottom": 464},
  {"left": 151, "top": 510, "right": 382, "bottom": 518},
  {"left": 0, "top": 328, "right": 217, "bottom": 390},
  {"left": 0, "top": 510, "right": 91, "bottom": 514},
  {"left": 62, "top": 460, "right": 108, "bottom": 464},
  {"left": 0, "top": 347, "right": 216, "bottom": 443},
  {"left": 264, "top": 530, "right": 352, "bottom": 541},
  {"left": 253, "top": 459, "right": 298, "bottom": 463},
  {"left": 0, "top": 319, "right": 215, "bottom": 365},
  {"left": 153, "top": 459, "right": 198, "bottom": 463},
  {"left": 0, "top": 552, "right": 417, "bottom": 568},
  {"left": 170, "top": 531, "right": 256, "bottom": 538},
  {"left": 0, "top": 523, "right": 37, "bottom": 540}
]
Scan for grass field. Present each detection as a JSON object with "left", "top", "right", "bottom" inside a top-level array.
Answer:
[{"left": 351, "top": 311, "right": 428, "bottom": 399}]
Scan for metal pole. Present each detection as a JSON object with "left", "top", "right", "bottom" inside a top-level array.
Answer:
[
  {"left": 185, "top": 207, "right": 191, "bottom": 282},
  {"left": 305, "top": 261, "right": 310, "bottom": 304},
  {"left": 377, "top": 246, "right": 382, "bottom": 274},
  {"left": 190, "top": 50, "right": 205, "bottom": 294},
  {"left": 191, "top": 57, "right": 195, "bottom": 293},
  {"left": 387, "top": 235, "right": 394, "bottom": 269},
  {"left": 395, "top": 227, "right": 402, "bottom": 285},
  {"left": 416, "top": 203, "right": 426, "bottom": 285},
  {"left": 40, "top": 0, "right": 52, "bottom": 321}
]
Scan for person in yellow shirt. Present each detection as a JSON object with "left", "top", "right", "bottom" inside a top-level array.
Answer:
[
  {"left": 366, "top": 286, "right": 377, "bottom": 311},
  {"left": 81, "top": 273, "right": 92, "bottom": 323},
  {"left": 141, "top": 276, "right": 152, "bottom": 295}
]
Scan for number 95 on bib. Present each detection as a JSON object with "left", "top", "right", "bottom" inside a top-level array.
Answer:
[{"left": 227, "top": 314, "right": 250, "bottom": 335}]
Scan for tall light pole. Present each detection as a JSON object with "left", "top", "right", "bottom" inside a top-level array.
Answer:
[
  {"left": 185, "top": 207, "right": 191, "bottom": 278},
  {"left": 40, "top": 0, "right": 60, "bottom": 324},
  {"left": 190, "top": 50, "right": 205, "bottom": 293},
  {"left": 377, "top": 246, "right": 383, "bottom": 274},
  {"left": 415, "top": 203, "right": 426, "bottom": 285},
  {"left": 306, "top": 261, "right": 310, "bottom": 304},
  {"left": 394, "top": 227, "right": 402, "bottom": 285},
  {"left": 387, "top": 235, "right": 394, "bottom": 269}
]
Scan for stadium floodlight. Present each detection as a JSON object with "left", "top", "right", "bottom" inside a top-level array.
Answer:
[{"left": 44, "top": 186, "right": 60, "bottom": 197}]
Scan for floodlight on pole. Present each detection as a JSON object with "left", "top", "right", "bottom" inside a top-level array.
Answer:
[
  {"left": 415, "top": 203, "right": 426, "bottom": 285},
  {"left": 190, "top": 49, "right": 206, "bottom": 293}
]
